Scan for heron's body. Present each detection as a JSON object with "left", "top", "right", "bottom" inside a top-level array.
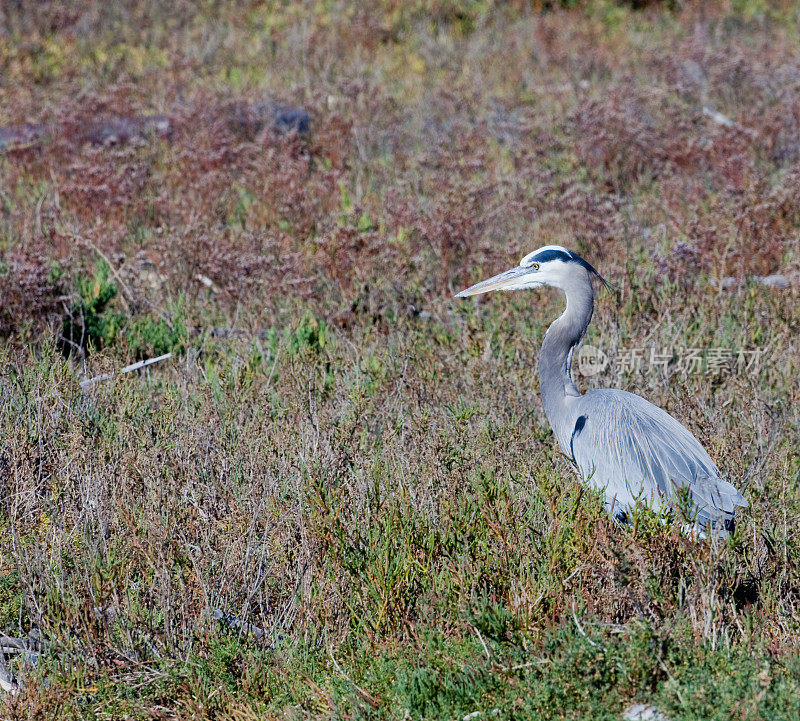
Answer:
[{"left": 456, "top": 245, "right": 747, "bottom": 537}]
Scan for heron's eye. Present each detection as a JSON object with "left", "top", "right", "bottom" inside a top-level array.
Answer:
[{"left": 531, "top": 262, "right": 540, "bottom": 270}]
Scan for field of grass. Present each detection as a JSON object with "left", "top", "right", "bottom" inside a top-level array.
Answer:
[{"left": 1, "top": 1, "right": 799, "bottom": 718}]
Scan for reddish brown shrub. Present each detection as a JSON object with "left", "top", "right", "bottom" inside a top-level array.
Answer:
[
  {"left": 0, "top": 247, "right": 65, "bottom": 337},
  {"left": 571, "top": 88, "right": 672, "bottom": 191}
]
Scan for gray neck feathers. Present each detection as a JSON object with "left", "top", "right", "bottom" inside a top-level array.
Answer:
[{"left": 538, "top": 270, "right": 594, "bottom": 449}]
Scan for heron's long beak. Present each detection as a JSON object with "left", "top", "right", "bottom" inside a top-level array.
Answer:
[{"left": 454, "top": 265, "right": 534, "bottom": 297}]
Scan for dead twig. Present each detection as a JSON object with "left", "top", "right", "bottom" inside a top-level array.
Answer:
[
  {"left": 328, "top": 645, "right": 380, "bottom": 709},
  {"left": 80, "top": 352, "right": 173, "bottom": 388},
  {"left": 210, "top": 608, "right": 266, "bottom": 642},
  {"left": 472, "top": 625, "right": 491, "bottom": 661},
  {"left": 74, "top": 235, "right": 132, "bottom": 313}
]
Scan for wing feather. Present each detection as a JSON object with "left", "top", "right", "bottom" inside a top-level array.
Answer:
[{"left": 569, "top": 389, "right": 747, "bottom": 533}]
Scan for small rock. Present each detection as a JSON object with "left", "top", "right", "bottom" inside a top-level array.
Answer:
[
  {"left": 711, "top": 275, "right": 793, "bottom": 290},
  {"left": 228, "top": 100, "right": 310, "bottom": 138},
  {"left": 272, "top": 104, "right": 310, "bottom": 134},
  {"left": 83, "top": 114, "right": 172, "bottom": 145},
  {"left": 757, "top": 274, "right": 791, "bottom": 289},
  {"left": 0, "top": 115, "right": 172, "bottom": 151},
  {"left": 703, "top": 105, "right": 734, "bottom": 128},
  {"left": 623, "top": 704, "right": 670, "bottom": 721},
  {"left": 709, "top": 276, "right": 738, "bottom": 289}
]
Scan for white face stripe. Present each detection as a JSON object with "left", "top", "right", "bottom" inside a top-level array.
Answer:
[
  {"left": 455, "top": 245, "right": 604, "bottom": 297},
  {"left": 519, "top": 245, "right": 572, "bottom": 266}
]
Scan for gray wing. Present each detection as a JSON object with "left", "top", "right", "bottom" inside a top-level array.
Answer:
[{"left": 569, "top": 388, "right": 747, "bottom": 532}]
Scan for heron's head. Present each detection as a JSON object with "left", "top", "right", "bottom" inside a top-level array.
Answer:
[{"left": 454, "top": 245, "right": 610, "bottom": 298}]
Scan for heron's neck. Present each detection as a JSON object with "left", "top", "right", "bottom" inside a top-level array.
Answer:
[{"left": 538, "top": 281, "right": 594, "bottom": 448}]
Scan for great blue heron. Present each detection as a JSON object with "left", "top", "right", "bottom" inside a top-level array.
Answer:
[{"left": 455, "top": 245, "right": 747, "bottom": 538}]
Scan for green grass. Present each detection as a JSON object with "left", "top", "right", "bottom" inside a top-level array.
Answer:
[{"left": 20, "top": 614, "right": 800, "bottom": 719}]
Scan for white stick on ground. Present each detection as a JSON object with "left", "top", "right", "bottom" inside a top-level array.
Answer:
[{"left": 80, "top": 352, "right": 173, "bottom": 388}]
